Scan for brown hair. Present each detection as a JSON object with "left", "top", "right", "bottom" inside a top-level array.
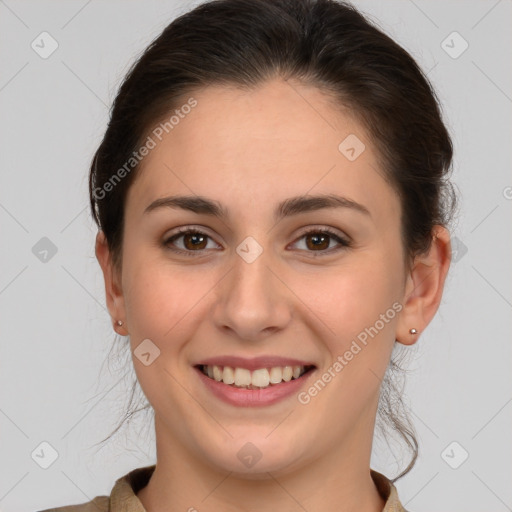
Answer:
[{"left": 90, "top": 0, "right": 456, "bottom": 480}]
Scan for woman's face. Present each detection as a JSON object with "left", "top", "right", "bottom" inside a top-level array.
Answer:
[{"left": 103, "top": 78, "right": 411, "bottom": 475}]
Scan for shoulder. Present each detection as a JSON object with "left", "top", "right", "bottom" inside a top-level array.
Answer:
[
  {"left": 36, "top": 464, "right": 155, "bottom": 512},
  {"left": 370, "top": 469, "right": 409, "bottom": 512},
  {"left": 37, "top": 495, "right": 109, "bottom": 512}
]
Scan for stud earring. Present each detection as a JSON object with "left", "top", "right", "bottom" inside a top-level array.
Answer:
[
  {"left": 116, "top": 320, "right": 123, "bottom": 326},
  {"left": 409, "top": 328, "right": 418, "bottom": 335}
]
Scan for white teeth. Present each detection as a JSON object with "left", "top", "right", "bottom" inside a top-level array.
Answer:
[
  {"left": 282, "top": 366, "right": 293, "bottom": 382},
  {"left": 213, "top": 365, "right": 223, "bottom": 382},
  {"left": 269, "top": 367, "right": 283, "bottom": 384},
  {"left": 251, "top": 368, "right": 270, "bottom": 387},
  {"left": 222, "top": 366, "right": 235, "bottom": 384},
  {"left": 233, "top": 367, "right": 251, "bottom": 386},
  {"left": 201, "top": 364, "right": 311, "bottom": 389}
]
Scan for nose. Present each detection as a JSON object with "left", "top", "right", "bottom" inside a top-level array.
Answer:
[{"left": 211, "top": 246, "right": 292, "bottom": 342}]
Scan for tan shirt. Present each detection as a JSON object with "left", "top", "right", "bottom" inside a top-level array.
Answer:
[{"left": 39, "top": 465, "right": 407, "bottom": 512}]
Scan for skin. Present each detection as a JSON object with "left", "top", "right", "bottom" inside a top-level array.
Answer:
[{"left": 96, "top": 77, "right": 451, "bottom": 512}]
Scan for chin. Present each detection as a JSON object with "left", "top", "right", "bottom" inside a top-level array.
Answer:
[{"left": 200, "top": 436, "right": 306, "bottom": 478}]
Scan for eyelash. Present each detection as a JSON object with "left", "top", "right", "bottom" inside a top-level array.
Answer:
[{"left": 163, "top": 226, "right": 351, "bottom": 257}]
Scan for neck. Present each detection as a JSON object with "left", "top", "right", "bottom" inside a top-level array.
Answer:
[{"left": 137, "top": 416, "right": 386, "bottom": 512}]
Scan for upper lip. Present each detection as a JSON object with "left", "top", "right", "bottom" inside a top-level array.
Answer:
[{"left": 194, "top": 356, "right": 316, "bottom": 372}]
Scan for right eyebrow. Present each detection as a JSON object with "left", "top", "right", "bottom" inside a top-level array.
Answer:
[{"left": 143, "top": 193, "right": 371, "bottom": 220}]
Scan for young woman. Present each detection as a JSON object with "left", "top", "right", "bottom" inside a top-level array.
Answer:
[{"left": 41, "top": 0, "right": 454, "bottom": 510}]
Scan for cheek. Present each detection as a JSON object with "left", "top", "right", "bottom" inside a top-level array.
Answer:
[
  {"left": 122, "top": 262, "right": 171, "bottom": 333},
  {"left": 121, "top": 254, "right": 216, "bottom": 407},
  {"left": 294, "top": 262, "right": 402, "bottom": 420},
  {"left": 299, "top": 257, "right": 401, "bottom": 333},
  {"left": 122, "top": 248, "right": 220, "bottom": 340},
  {"left": 292, "top": 250, "right": 404, "bottom": 387}
]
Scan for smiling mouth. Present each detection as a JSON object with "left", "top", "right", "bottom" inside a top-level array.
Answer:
[{"left": 195, "top": 364, "right": 316, "bottom": 390}]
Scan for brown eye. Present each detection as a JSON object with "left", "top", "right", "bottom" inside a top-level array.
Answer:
[
  {"left": 182, "top": 232, "right": 208, "bottom": 250},
  {"left": 305, "top": 232, "right": 330, "bottom": 251},
  {"left": 292, "top": 228, "right": 351, "bottom": 254},
  {"left": 164, "top": 229, "right": 220, "bottom": 255}
]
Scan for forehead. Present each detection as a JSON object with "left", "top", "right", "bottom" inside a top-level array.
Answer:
[{"left": 126, "top": 78, "right": 399, "bottom": 222}]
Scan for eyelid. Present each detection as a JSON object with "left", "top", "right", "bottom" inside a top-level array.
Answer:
[
  {"left": 163, "top": 225, "right": 351, "bottom": 256},
  {"left": 289, "top": 226, "right": 351, "bottom": 252},
  {"left": 163, "top": 226, "right": 222, "bottom": 255}
]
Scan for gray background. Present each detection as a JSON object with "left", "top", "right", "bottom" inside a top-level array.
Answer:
[{"left": 0, "top": 1, "right": 511, "bottom": 511}]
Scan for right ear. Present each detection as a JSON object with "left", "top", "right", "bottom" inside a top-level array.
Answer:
[{"left": 95, "top": 230, "right": 128, "bottom": 335}]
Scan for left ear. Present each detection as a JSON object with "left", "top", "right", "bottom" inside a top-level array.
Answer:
[{"left": 396, "top": 225, "right": 452, "bottom": 345}]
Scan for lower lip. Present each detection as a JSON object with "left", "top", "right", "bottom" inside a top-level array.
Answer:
[{"left": 194, "top": 366, "right": 316, "bottom": 407}]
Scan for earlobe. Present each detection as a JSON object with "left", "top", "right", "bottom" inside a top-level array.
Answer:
[
  {"left": 396, "top": 226, "right": 452, "bottom": 345},
  {"left": 95, "top": 231, "right": 127, "bottom": 334}
]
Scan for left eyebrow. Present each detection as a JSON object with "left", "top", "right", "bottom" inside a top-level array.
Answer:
[
  {"left": 143, "top": 193, "right": 371, "bottom": 220},
  {"left": 276, "top": 194, "right": 371, "bottom": 219}
]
